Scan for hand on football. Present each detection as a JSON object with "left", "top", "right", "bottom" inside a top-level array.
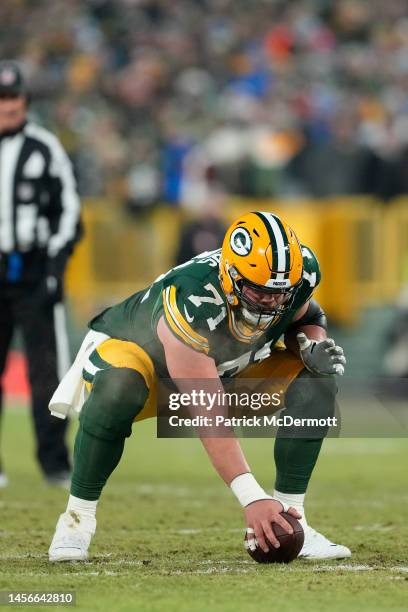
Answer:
[
  {"left": 297, "top": 332, "right": 346, "bottom": 376},
  {"left": 244, "top": 499, "right": 301, "bottom": 553}
]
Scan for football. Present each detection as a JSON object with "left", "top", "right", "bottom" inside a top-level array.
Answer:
[{"left": 245, "top": 512, "right": 304, "bottom": 564}]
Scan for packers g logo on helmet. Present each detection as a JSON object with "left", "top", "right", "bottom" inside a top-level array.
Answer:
[
  {"left": 230, "top": 227, "right": 252, "bottom": 257},
  {"left": 219, "top": 211, "right": 304, "bottom": 342}
]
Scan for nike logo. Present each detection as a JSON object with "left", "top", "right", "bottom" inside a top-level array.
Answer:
[{"left": 184, "top": 305, "right": 194, "bottom": 323}]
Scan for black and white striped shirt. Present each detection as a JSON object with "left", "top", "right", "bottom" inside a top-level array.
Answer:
[{"left": 0, "top": 120, "right": 81, "bottom": 278}]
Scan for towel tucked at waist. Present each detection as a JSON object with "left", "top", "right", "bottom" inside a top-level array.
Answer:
[{"left": 48, "top": 329, "right": 109, "bottom": 419}]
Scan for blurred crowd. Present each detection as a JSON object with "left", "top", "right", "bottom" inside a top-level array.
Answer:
[{"left": 2, "top": 0, "right": 408, "bottom": 208}]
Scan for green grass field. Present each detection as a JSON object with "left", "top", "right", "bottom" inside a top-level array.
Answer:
[{"left": 0, "top": 406, "right": 407, "bottom": 611}]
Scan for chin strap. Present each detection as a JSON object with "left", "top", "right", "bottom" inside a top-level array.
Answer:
[
  {"left": 227, "top": 305, "right": 279, "bottom": 344},
  {"left": 241, "top": 307, "right": 274, "bottom": 328}
]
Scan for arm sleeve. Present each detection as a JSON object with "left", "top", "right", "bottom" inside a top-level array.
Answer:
[
  {"left": 45, "top": 135, "right": 82, "bottom": 276},
  {"left": 285, "top": 299, "right": 327, "bottom": 333}
]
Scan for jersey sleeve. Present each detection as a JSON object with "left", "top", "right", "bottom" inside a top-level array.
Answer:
[
  {"left": 302, "top": 245, "right": 321, "bottom": 291},
  {"left": 158, "top": 275, "right": 227, "bottom": 355},
  {"left": 293, "top": 245, "right": 322, "bottom": 308}
]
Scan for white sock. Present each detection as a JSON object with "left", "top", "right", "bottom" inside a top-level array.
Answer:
[
  {"left": 273, "top": 490, "right": 308, "bottom": 529},
  {"left": 66, "top": 495, "right": 98, "bottom": 520}
]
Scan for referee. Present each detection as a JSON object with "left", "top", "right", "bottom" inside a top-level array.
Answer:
[{"left": 0, "top": 61, "right": 82, "bottom": 487}]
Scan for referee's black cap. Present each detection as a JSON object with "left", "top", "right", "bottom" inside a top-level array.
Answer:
[{"left": 0, "top": 61, "right": 26, "bottom": 97}]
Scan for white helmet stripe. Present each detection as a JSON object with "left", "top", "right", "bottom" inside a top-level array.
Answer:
[{"left": 258, "top": 212, "right": 287, "bottom": 275}]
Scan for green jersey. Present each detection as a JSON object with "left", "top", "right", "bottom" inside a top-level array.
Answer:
[{"left": 90, "top": 247, "right": 320, "bottom": 378}]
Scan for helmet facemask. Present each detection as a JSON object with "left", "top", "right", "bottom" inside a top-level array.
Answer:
[{"left": 227, "top": 265, "right": 299, "bottom": 339}]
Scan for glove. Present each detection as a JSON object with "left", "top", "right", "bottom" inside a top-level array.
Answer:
[
  {"left": 296, "top": 332, "right": 346, "bottom": 376},
  {"left": 33, "top": 274, "right": 63, "bottom": 307},
  {"left": 40, "top": 254, "right": 65, "bottom": 305},
  {"left": 45, "top": 274, "right": 63, "bottom": 304}
]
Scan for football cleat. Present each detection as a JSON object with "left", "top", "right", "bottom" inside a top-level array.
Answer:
[
  {"left": 48, "top": 511, "right": 96, "bottom": 562},
  {"left": 298, "top": 526, "right": 351, "bottom": 560}
]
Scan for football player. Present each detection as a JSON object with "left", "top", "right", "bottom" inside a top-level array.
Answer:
[{"left": 48, "top": 211, "right": 349, "bottom": 561}]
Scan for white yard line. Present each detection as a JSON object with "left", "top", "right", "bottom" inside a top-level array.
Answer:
[
  {"left": 313, "top": 565, "right": 408, "bottom": 573},
  {"left": 171, "top": 564, "right": 408, "bottom": 574},
  {"left": 2, "top": 551, "right": 407, "bottom": 575},
  {"left": 0, "top": 552, "right": 113, "bottom": 560}
]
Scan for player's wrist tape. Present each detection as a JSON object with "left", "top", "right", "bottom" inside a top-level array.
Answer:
[{"left": 230, "top": 473, "right": 272, "bottom": 507}]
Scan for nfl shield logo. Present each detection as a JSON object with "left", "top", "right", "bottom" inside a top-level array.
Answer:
[{"left": 0, "top": 68, "right": 17, "bottom": 86}]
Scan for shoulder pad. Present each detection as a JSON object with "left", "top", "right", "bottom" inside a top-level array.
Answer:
[
  {"left": 301, "top": 245, "right": 321, "bottom": 290},
  {"left": 162, "top": 274, "right": 227, "bottom": 353}
]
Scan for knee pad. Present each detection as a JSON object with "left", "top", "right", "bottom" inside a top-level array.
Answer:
[
  {"left": 279, "top": 370, "right": 338, "bottom": 438},
  {"left": 80, "top": 367, "right": 149, "bottom": 441}
]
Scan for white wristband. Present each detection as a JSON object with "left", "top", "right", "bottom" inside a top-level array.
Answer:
[{"left": 230, "top": 473, "right": 272, "bottom": 508}]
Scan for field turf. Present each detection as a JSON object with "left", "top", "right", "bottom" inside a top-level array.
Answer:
[{"left": 0, "top": 405, "right": 407, "bottom": 611}]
